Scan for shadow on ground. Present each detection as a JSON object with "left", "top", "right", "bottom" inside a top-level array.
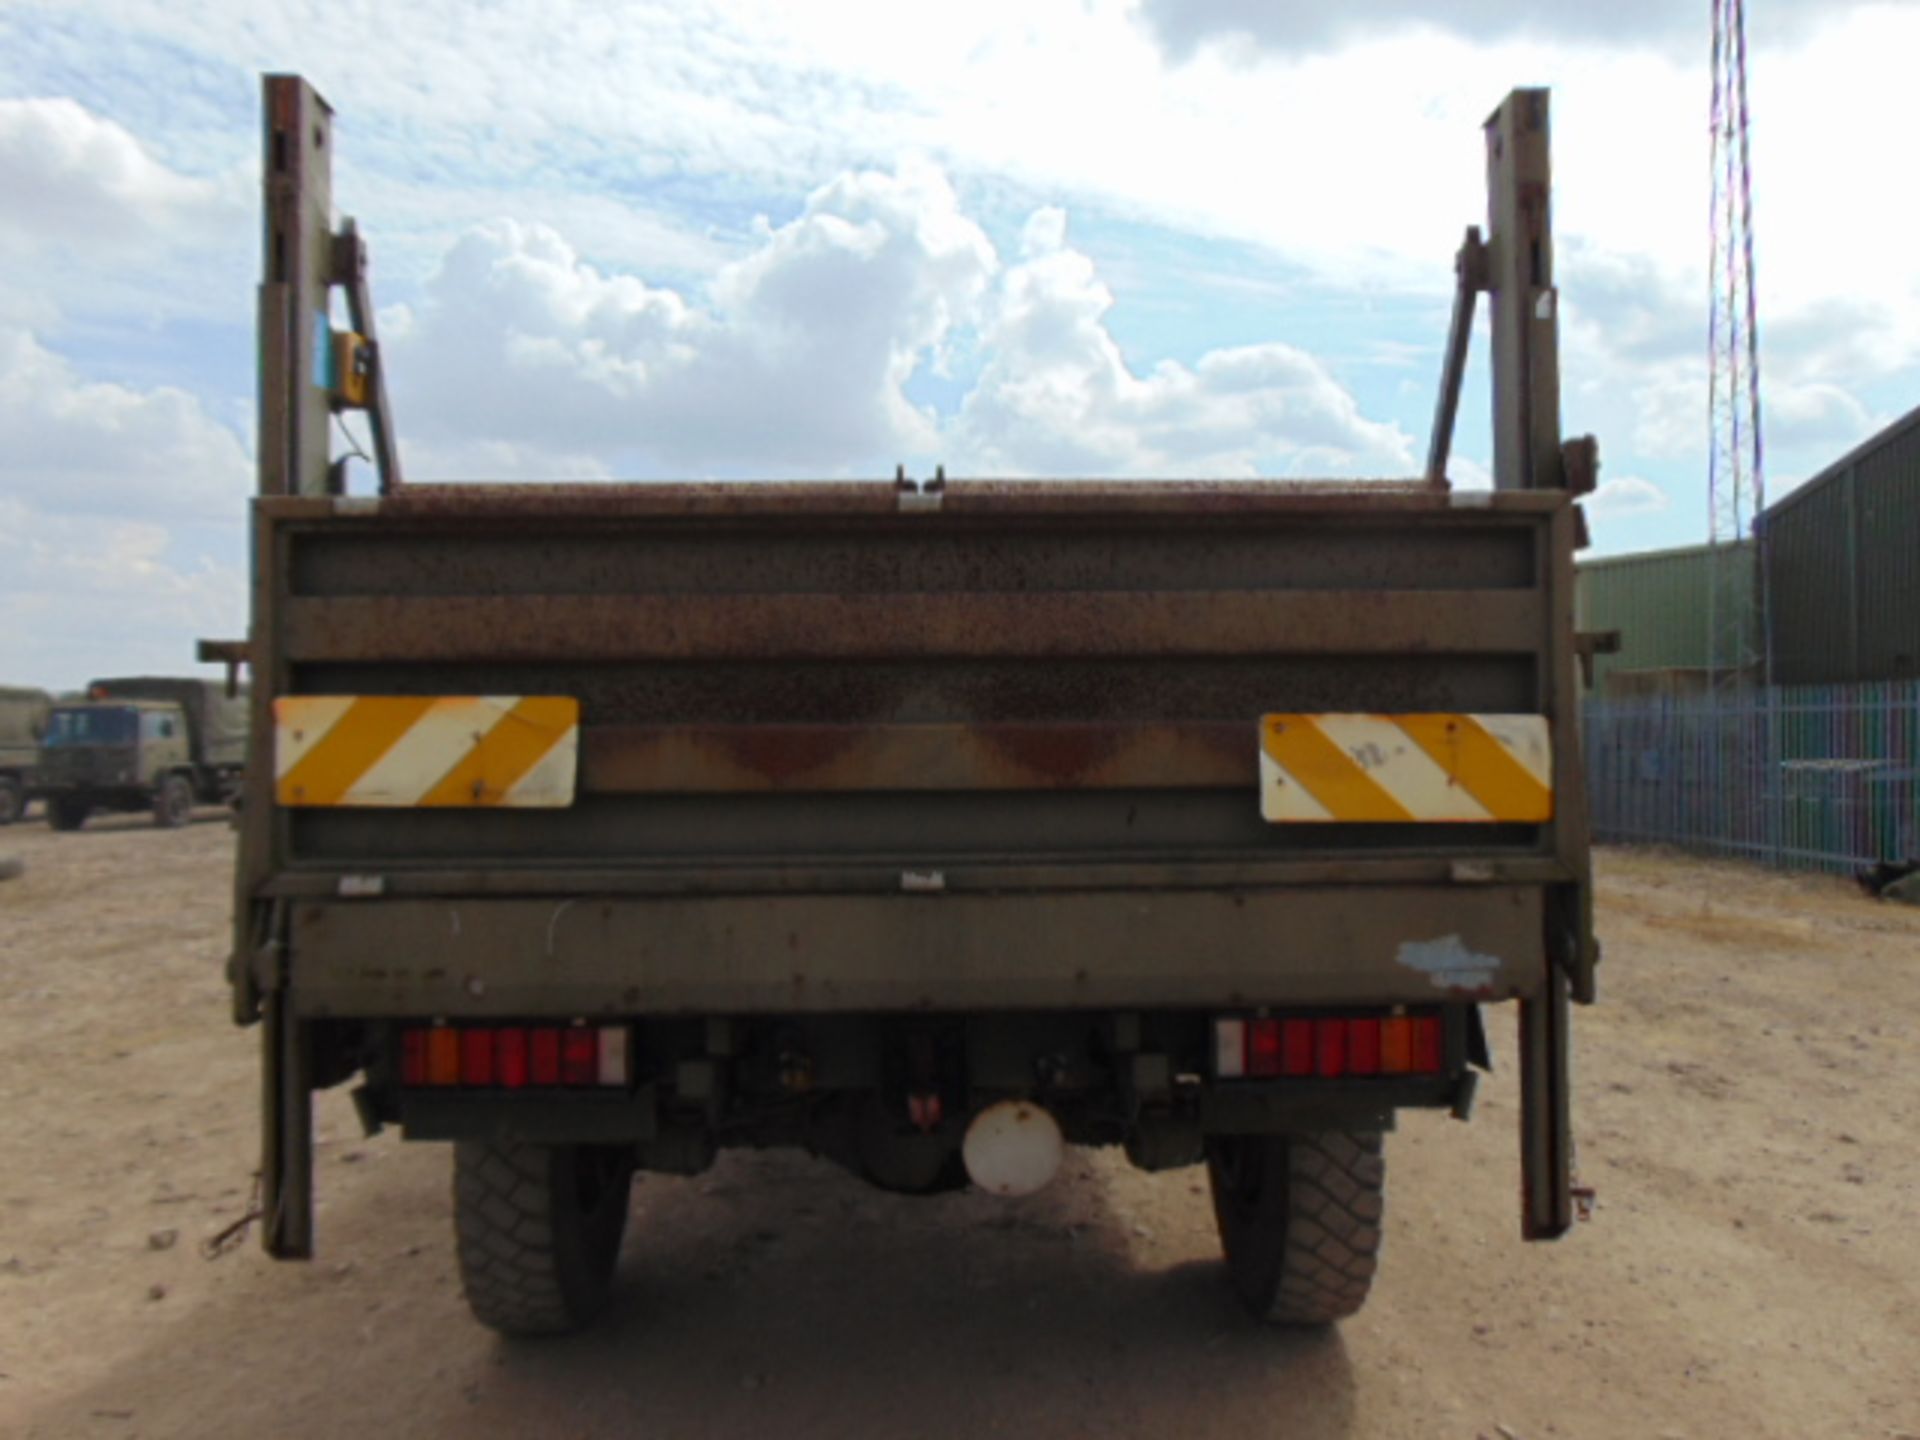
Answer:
[
  {"left": 32, "top": 1148, "right": 1356, "bottom": 1439},
  {"left": 20, "top": 805, "right": 233, "bottom": 834}
]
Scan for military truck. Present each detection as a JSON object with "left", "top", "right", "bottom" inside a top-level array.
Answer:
[
  {"left": 39, "top": 677, "right": 247, "bottom": 830},
  {"left": 229, "top": 79, "right": 1598, "bottom": 1337},
  {"left": 0, "top": 685, "right": 52, "bottom": 824}
]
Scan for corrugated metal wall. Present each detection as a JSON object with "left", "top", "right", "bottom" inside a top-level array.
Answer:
[
  {"left": 1576, "top": 542, "right": 1754, "bottom": 691},
  {"left": 1765, "top": 404, "right": 1920, "bottom": 685}
]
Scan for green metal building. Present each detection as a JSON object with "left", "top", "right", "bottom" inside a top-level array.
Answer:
[
  {"left": 1762, "top": 402, "right": 1920, "bottom": 685},
  {"left": 1575, "top": 541, "right": 1757, "bottom": 694},
  {"left": 1578, "top": 402, "right": 1920, "bottom": 692}
]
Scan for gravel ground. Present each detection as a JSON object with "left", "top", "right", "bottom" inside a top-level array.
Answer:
[{"left": 1, "top": 817, "right": 1916, "bottom": 1439}]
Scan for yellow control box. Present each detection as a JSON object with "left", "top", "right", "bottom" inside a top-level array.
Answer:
[{"left": 329, "top": 330, "right": 371, "bottom": 409}]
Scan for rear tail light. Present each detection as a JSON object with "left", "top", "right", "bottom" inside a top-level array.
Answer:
[
  {"left": 1381, "top": 1016, "right": 1413, "bottom": 1074},
  {"left": 560, "top": 1029, "right": 596, "bottom": 1086},
  {"left": 1281, "top": 1020, "right": 1313, "bottom": 1077},
  {"left": 401, "top": 1029, "right": 428, "bottom": 1087},
  {"left": 1410, "top": 1015, "right": 1443, "bottom": 1073},
  {"left": 1217, "top": 1012, "right": 1444, "bottom": 1080},
  {"left": 425, "top": 1027, "right": 461, "bottom": 1086},
  {"left": 1248, "top": 1018, "right": 1284, "bottom": 1077},
  {"left": 1315, "top": 1019, "right": 1347, "bottom": 1078},
  {"left": 530, "top": 1027, "right": 561, "bottom": 1086},
  {"left": 400, "top": 1023, "right": 633, "bottom": 1089},
  {"left": 461, "top": 1029, "right": 495, "bottom": 1087},
  {"left": 1384, "top": 1016, "right": 1442, "bottom": 1075},
  {"left": 497, "top": 1028, "right": 528, "bottom": 1088},
  {"left": 1348, "top": 1019, "right": 1381, "bottom": 1075}
]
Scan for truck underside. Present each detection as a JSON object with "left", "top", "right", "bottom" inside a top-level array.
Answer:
[{"left": 230, "top": 79, "right": 1597, "bottom": 1336}]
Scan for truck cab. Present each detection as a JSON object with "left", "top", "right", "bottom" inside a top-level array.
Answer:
[{"left": 39, "top": 698, "right": 198, "bottom": 829}]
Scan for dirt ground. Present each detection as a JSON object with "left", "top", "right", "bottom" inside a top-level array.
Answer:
[{"left": 1, "top": 817, "right": 1916, "bottom": 1440}]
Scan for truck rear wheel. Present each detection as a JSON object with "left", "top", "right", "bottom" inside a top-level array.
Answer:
[
  {"left": 453, "top": 1140, "right": 634, "bottom": 1337},
  {"left": 154, "top": 774, "right": 193, "bottom": 828},
  {"left": 47, "top": 796, "right": 89, "bottom": 832},
  {"left": 1205, "top": 1130, "right": 1385, "bottom": 1325},
  {"left": 0, "top": 776, "right": 23, "bottom": 825}
]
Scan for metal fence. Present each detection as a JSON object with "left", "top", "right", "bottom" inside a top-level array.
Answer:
[{"left": 1583, "top": 680, "right": 1920, "bottom": 873}]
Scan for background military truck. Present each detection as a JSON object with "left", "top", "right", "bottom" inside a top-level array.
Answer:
[
  {"left": 40, "top": 677, "right": 247, "bottom": 831},
  {"left": 232, "top": 78, "right": 1597, "bottom": 1338},
  {"left": 0, "top": 684, "right": 52, "bottom": 825}
]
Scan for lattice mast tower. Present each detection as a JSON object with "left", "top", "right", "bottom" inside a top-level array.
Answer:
[{"left": 1708, "top": 0, "right": 1768, "bottom": 686}]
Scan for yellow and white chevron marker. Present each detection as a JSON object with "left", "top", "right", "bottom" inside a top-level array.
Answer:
[
  {"left": 1259, "top": 713, "right": 1552, "bottom": 823},
  {"left": 274, "top": 696, "right": 579, "bottom": 808}
]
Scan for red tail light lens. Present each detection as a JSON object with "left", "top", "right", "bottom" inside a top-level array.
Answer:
[
  {"left": 1281, "top": 1020, "right": 1313, "bottom": 1077},
  {"left": 425, "top": 1027, "right": 461, "bottom": 1086},
  {"left": 530, "top": 1027, "right": 562, "bottom": 1086},
  {"left": 496, "top": 1028, "right": 528, "bottom": 1088},
  {"left": 1314, "top": 1019, "right": 1348, "bottom": 1078},
  {"left": 561, "top": 1028, "right": 597, "bottom": 1086},
  {"left": 1380, "top": 1017, "right": 1413, "bottom": 1074},
  {"left": 1411, "top": 1015, "right": 1443, "bottom": 1073},
  {"left": 1215, "top": 1012, "right": 1442, "bottom": 1080},
  {"left": 400, "top": 1023, "right": 633, "bottom": 1089},
  {"left": 1347, "top": 1019, "right": 1381, "bottom": 1074},
  {"left": 401, "top": 1029, "right": 428, "bottom": 1087},
  {"left": 461, "top": 1028, "right": 495, "bottom": 1086},
  {"left": 1248, "top": 1019, "right": 1284, "bottom": 1077}
]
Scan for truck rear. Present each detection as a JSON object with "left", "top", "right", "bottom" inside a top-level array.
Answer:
[{"left": 230, "top": 79, "right": 1598, "bottom": 1336}]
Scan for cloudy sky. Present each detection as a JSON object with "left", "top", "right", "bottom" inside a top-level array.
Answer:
[{"left": 2, "top": 0, "right": 1916, "bottom": 687}]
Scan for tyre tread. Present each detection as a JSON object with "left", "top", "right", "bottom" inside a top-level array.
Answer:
[
  {"left": 1262, "top": 1130, "right": 1385, "bottom": 1324},
  {"left": 453, "top": 1142, "right": 583, "bottom": 1337}
]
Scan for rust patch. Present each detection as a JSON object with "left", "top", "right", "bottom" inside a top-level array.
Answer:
[
  {"left": 282, "top": 588, "right": 1541, "bottom": 664},
  {"left": 986, "top": 724, "right": 1128, "bottom": 783},
  {"left": 720, "top": 725, "right": 860, "bottom": 784}
]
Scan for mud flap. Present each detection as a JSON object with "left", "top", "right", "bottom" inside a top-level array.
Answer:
[{"left": 261, "top": 989, "right": 314, "bottom": 1258}]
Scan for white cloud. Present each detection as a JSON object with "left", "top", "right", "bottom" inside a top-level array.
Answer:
[
  {"left": 1613, "top": 363, "right": 1700, "bottom": 463},
  {"left": 333, "top": 170, "right": 739, "bottom": 294},
  {"left": 1573, "top": 335, "right": 1887, "bottom": 484},
  {"left": 1449, "top": 455, "right": 1494, "bottom": 490},
  {"left": 6, "top": 7, "right": 1916, "bottom": 435},
  {"left": 954, "top": 208, "right": 1413, "bottom": 476},
  {"left": 388, "top": 160, "right": 997, "bottom": 476},
  {"left": 1586, "top": 474, "right": 1670, "bottom": 516},
  {"left": 0, "top": 327, "right": 248, "bottom": 687},
  {"left": 0, "top": 96, "right": 248, "bottom": 328},
  {"left": 378, "top": 171, "right": 1408, "bottom": 481},
  {"left": 394, "top": 435, "right": 614, "bottom": 484},
  {"left": 0, "top": 326, "right": 251, "bottom": 521},
  {"left": 1137, "top": 0, "right": 1866, "bottom": 61},
  {"left": 1765, "top": 381, "right": 1873, "bottom": 454},
  {"left": 2, "top": 0, "right": 1915, "bottom": 574},
  {"left": 9, "top": 3, "right": 1920, "bottom": 333},
  {"left": 0, "top": 97, "right": 232, "bottom": 253},
  {"left": 0, "top": 493, "right": 244, "bottom": 690}
]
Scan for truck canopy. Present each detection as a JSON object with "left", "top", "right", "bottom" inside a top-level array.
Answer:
[
  {"left": 0, "top": 685, "right": 52, "bottom": 770},
  {"left": 0, "top": 685, "right": 52, "bottom": 749},
  {"left": 86, "top": 677, "right": 249, "bottom": 767}
]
